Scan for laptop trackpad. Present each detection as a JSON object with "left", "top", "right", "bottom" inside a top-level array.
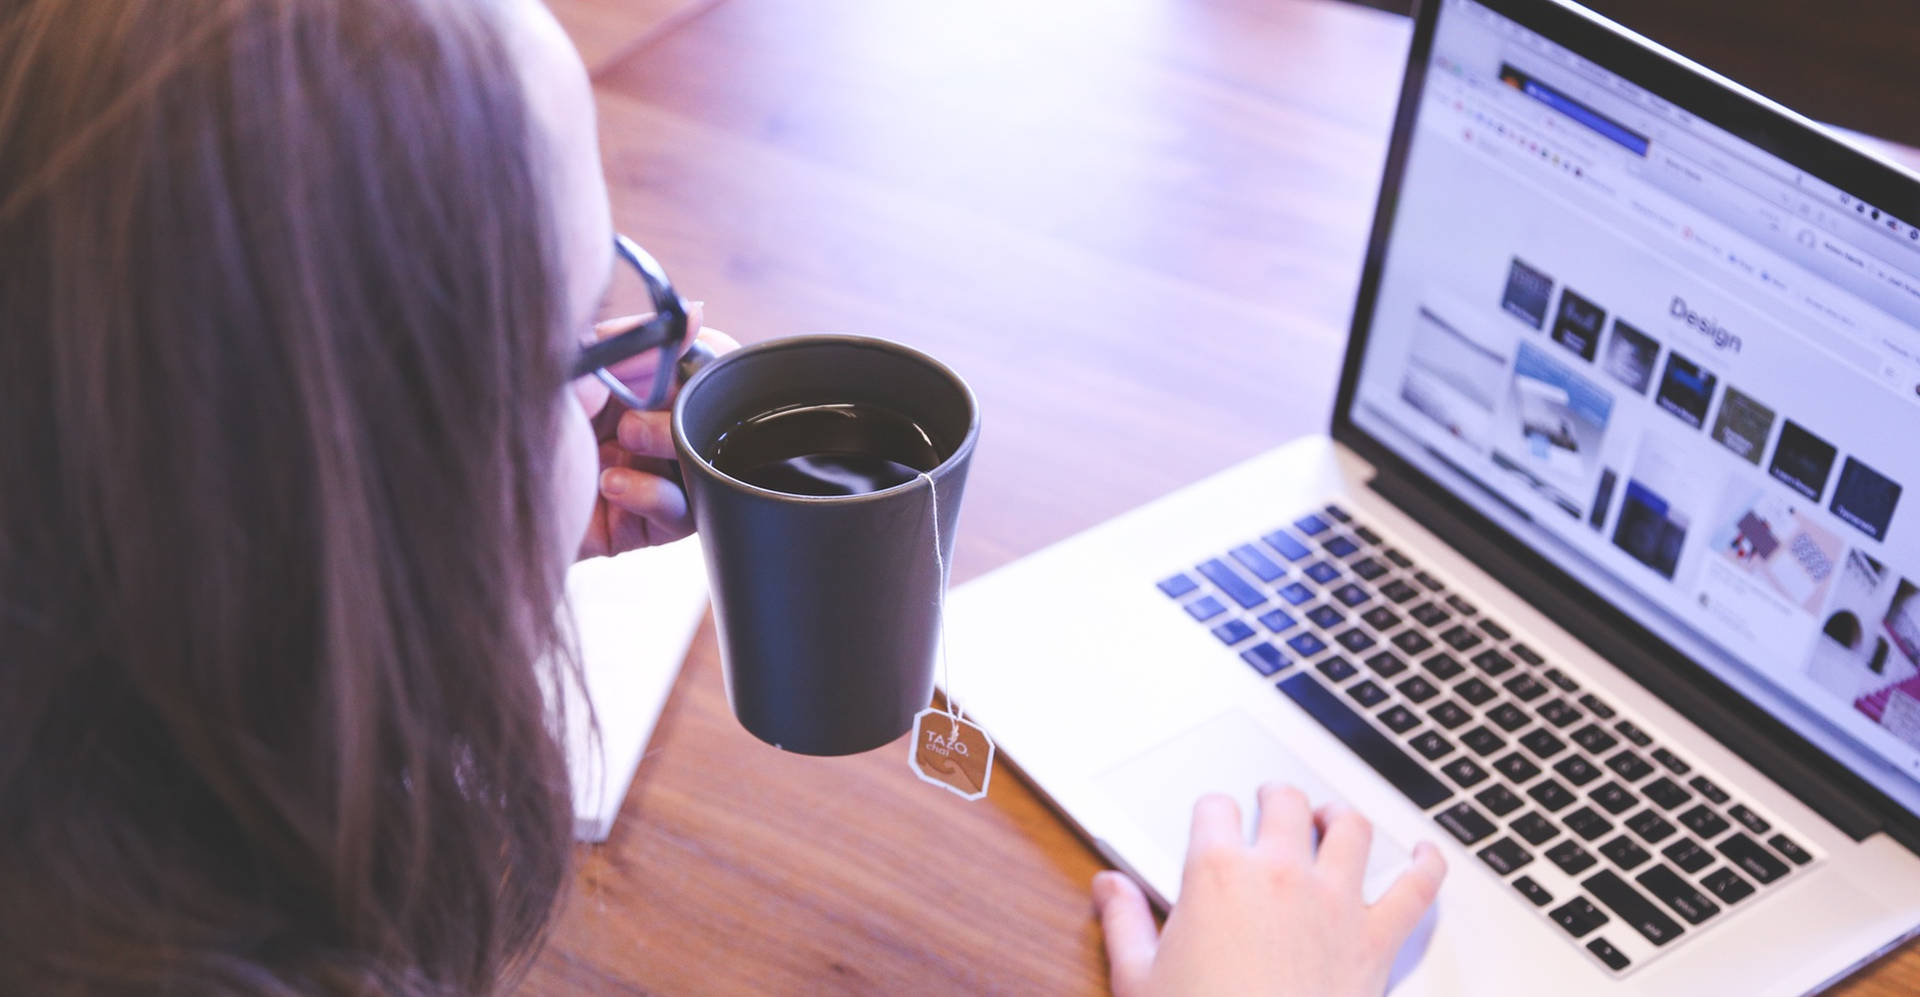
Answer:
[{"left": 1096, "top": 711, "right": 1413, "bottom": 902}]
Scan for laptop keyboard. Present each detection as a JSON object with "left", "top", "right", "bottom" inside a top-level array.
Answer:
[{"left": 1158, "top": 501, "right": 1819, "bottom": 978}]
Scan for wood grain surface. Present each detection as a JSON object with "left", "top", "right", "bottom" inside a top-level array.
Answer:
[{"left": 527, "top": 0, "right": 1920, "bottom": 992}]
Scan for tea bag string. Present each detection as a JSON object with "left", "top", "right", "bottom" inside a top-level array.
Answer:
[{"left": 921, "top": 471, "right": 959, "bottom": 738}]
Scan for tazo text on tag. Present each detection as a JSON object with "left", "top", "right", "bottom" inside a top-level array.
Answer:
[{"left": 909, "top": 707, "right": 994, "bottom": 800}]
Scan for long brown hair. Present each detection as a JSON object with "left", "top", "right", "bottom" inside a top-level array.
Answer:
[{"left": 0, "top": 0, "right": 580, "bottom": 990}]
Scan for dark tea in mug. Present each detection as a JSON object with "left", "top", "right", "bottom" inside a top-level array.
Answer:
[{"left": 707, "top": 401, "right": 945, "bottom": 496}]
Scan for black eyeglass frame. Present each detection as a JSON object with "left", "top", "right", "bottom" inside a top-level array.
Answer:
[{"left": 572, "top": 234, "right": 689, "bottom": 411}]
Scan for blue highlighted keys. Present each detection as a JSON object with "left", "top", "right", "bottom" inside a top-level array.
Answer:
[
  {"left": 1197, "top": 559, "right": 1266, "bottom": 609},
  {"left": 1262, "top": 529, "right": 1312, "bottom": 562},
  {"left": 1212, "top": 619, "right": 1257, "bottom": 646},
  {"left": 1258, "top": 608, "right": 1299, "bottom": 632},
  {"left": 1158, "top": 572, "right": 1200, "bottom": 598},
  {"left": 1241, "top": 642, "right": 1290, "bottom": 676},
  {"left": 1229, "top": 544, "right": 1287, "bottom": 582},
  {"left": 1185, "top": 595, "right": 1227, "bottom": 621}
]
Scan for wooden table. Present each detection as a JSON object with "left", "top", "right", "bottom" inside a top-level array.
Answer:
[{"left": 527, "top": 0, "right": 1920, "bottom": 992}]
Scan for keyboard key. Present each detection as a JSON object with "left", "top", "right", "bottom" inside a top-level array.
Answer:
[
  {"left": 1381, "top": 578, "right": 1421, "bottom": 604},
  {"left": 1332, "top": 583, "right": 1372, "bottom": 608},
  {"left": 1728, "top": 804, "right": 1770, "bottom": 835},
  {"left": 1426, "top": 700, "right": 1471, "bottom": 730},
  {"left": 1436, "top": 801, "right": 1496, "bottom": 845},
  {"left": 1511, "top": 643, "right": 1545, "bottom": 666},
  {"left": 1650, "top": 747, "right": 1690, "bottom": 776},
  {"left": 1662, "top": 838, "right": 1712, "bottom": 874},
  {"left": 1548, "top": 840, "right": 1598, "bottom": 876},
  {"left": 1716, "top": 833, "right": 1791, "bottom": 884},
  {"left": 1478, "top": 837, "right": 1533, "bottom": 875},
  {"left": 1409, "top": 730, "right": 1455, "bottom": 760},
  {"left": 1383, "top": 548, "right": 1414, "bottom": 569},
  {"left": 1185, "top": 595, "right": 1227, "bottom": 621},
  {"left": 1688, "top": 775, "right": 1731, "bottom": 805},
  {"left": 1503, "top": 674, "right": 1547, "bottom": 702},
  {"left": 1769, "top": 834, "right": 1812, "bottom": 866},
  {"left": 1212, "top": 619, "right": 1256, "bottom": 645},
  {"left": 1396, "top": 675, "right": 1440, "bottom": 704},
  {"left": 1323, "top": 535, "right": 1360, "bottom": 558},
  {"left": 1552, "top": 755, "right": 1601, "bottom": 787},
  {"left": 1322, "top": 504, "right": 1352, "bottom": 524},
  {"left": 1413, "top": 570, "right": 1445, "bottom": 592},
  {"left": 1565, "top": 806, "right": 1613, "bottom": 841},
  {"left": 1571, "top": 723, "right": 1618, "bottom": 754},
  {"left": 1446, "top": 594, "right": 1479, "bottom": 617},
  {"left": 1702, "top": 867, "right": 1756, "bottom": 905},
  {"left": 1636, "top": 865, "right": 1720, "bottom": 926},
  {"left": 1354, "top": 526, "right": 1382, "bottom": 545},
  {"left": 1351, "top": 557, "right": 1388, "bottom": 581},
  {"left": 1475, "top": 784, "right": 1523, "bottom": 817},
  {"left": 1454, "top": 676, "right": 1496, "bottom": 706},
  {"left": 1347, "top": 679, "right": 1389, "bottom": 708},
  {"left": 1391, "top": 630, "right": 1434, "bottom": 655},
  {"left": 1511, "top": 811, "right": 1560, "bottom": 846},
  {"left": 1537, "top": 698, "right": 1581, "bottom": 727},
  {"left": 1528, "top": 779, "right": 1576, "bottom": 812},
  {"left": 1294, "top": 513, "right": 1331, "bottom": 536},
  {"left": 1493, "top": 752, "right": 1542, "bottom": 782},
  {"left": 1263, "top": 529, "right": 1312, "bottom": 562},
  {"left": 1229, "top": 544, "right": 1288, "bottom": 582},
  {"left": 1519, "top": 728, "right": 1567, "bottom": 759},
  {"left": 1549, "top": 896, "right": 1608, "bottom": 938},
  {"left": 1363, "top": 651, "right": 1408, "bottom": 677},
  {"left": 1304, "top": 561, "right": 1341, "bottom": 584},
  {"left": 1583, "top": 869, "right": 1684, "bottom": 946},
  {"left": 1276, "top": 582, "right": 1315, "bottom": 605},
  {"left": 1335, "top": 628, "right": 1376, "bottom": 653},
  {"left": 1586, "top": 937, "right": 1630, "bottom": 972},
  {"left": 1460, "top": 726, "right": 1506, "bottom": 756},
  {"left": 1614, "top": 720, "right": 1653, "bottom": 748},
  {"left": 1258, "top": 608, "right": 1299, "bottom": 632},
  {"left": 1599, "top": 834, "right": 1650, "bottom": 870},
  {"left": 1678, "top": 805, "right": 1729, "bottom": 838},
  {"left": 1470, "top": 649, "right": 1515, "bottom": 676},
  {"left": 1542, "top": 667, "right": 1579, "bottom": 693},
  {"left": 1589, "top": 781, "right": 1639, "bottom": 815},
  {"left": 1642, "top": 777, "right": 1691, "bottom": 810},
  {"left": 1487, "top": 702, "right": 1531, "bottom": 732},
  {"left": 1442, "top": 757, "right": 1488, "bottom": 788},
  {"left": 1305, "top": 604, "right": 1344, "bottom": 629},
  {"left": 1361, "top": 606, "right": 1402, "bottom": 631},
  {"left": 1578, "top": 693, "right": 1616, "bottom": 719},
  {"left": 1378, "top": 704, "right": 1421, "bottom": 733},
  {"left": 1317, "top": 657, "right": 1358, "bottom": 682},
  {"left": 1197, "top": 559, "right": 1266, "bottom": 609},
  {"left": 1440, "top": 625, "right": 1483, "bottom": 652},
  {"left": 1410, "top": 602, "right": 1450, "bottom": 628},
  {"left": 1420, "top": 652, "right": 1465, "bottom": 681},
  {"left": 1277, "top": 674, "right": 1453, "bottom": 809},
  {"left": 1626, "top": 809, "right": 1676, "bottom": 844},
  {"left": 1514, "top": 875, "right": 1553, "bottom": 907},
  {"left": 1158, "top": 573, "right": 1199, "bottom": 597},
  {"left": 1241, "top": 643, "right": 1289, "bottom": 676},
  {"left": 1286, "top": 632, "right": 1328, "bottom": 657},
  {"left": 1606, "top": 750, "right": 1654, "bottom": 783}
]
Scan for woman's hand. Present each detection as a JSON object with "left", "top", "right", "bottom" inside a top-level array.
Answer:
[
  {"left": 1093, "top": 784, "right": 1446, "bottom": 997},
  {"left": 575, "top": 302, "right": 738, "bottom": 559}
]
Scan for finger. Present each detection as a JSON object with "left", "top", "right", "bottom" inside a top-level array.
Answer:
[
  {"left": 1312, "top": 802, "right": 1374, "bottom": 889},
  {"left": 600, "top": 469, "right": 693, "bottom": 544},
  {"left": 1092, "top": 871, "right": 1157, "bottom": 997},
  {"left": 573, "top": 370, "right": 610, "bottom": 418},
  {"left": 616, "top": 409, "right": 677, "bottom": 460},
  {"left": 1186, "top": 793, "right": 1244, "bottom": 861},
  {"left": 1368, "top": 841, "right": 1447, "bottom": 950},
  {"left": 1252, "top": 783, "right": 1314, "bottom": 866}
]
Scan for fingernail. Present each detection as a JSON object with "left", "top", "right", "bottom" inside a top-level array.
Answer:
[
  {"left": 1091, "top": 871, "right": 1117, "bottom": 906},
  {"left": 600, "top": 469, "right": 627, "bottom": 497}
]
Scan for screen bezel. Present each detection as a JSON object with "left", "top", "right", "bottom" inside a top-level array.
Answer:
[{"left": 1333, "top": 0, "right": 1920, "bottom": 848}]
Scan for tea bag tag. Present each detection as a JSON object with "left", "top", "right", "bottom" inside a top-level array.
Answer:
[{"left": 909, "top": 707, "right": 995, "bottom": 800}]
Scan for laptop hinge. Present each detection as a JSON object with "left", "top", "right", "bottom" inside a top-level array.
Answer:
[{"left": 1364, "top": 461, "right": 1902, "bottom": 849}]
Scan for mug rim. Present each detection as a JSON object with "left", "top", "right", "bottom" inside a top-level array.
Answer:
[{"left": 669, "top": 333, "right": 980, "bottom": 504}]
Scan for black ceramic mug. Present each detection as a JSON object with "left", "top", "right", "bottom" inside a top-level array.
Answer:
[{"left": 671, "top": 335, "right": 978, "bottom": 756}]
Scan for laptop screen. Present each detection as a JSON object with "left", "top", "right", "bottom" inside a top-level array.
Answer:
[{"left": 1346, "top": 0, "right": 1920, "bottom": 817}]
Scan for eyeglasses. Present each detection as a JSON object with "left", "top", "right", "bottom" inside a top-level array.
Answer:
[{"left": 572, "top": 234, "right": 689, "bottom": 411}]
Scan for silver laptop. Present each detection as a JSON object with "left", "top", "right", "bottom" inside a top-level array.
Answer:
[{"left": 946, "top": 0, "right": 1920, "bottom": 990}]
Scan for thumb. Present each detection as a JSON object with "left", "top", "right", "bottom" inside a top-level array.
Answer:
[{"left": 1093, "top": 871, "right": 1157, "bottom": 996}]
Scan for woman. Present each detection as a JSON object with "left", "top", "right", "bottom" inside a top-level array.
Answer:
[{"left": 0, "top": 0, "right": 1443, "bottom": 992}]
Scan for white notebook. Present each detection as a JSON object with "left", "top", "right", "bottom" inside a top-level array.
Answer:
[{"left": 553, "top": 539, "right": 711, "bottom": 842}]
